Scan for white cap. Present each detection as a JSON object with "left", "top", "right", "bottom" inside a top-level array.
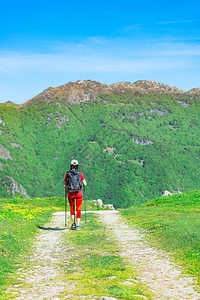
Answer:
[{"left": 71, "top": 159, "right": 78, "bottom": 165}]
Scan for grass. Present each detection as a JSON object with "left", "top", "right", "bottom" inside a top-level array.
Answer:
[
  {"left": 5, "top": 192, "right": 199, "bottom": 298},
  {"left": 120, "top": 190, "right": 200, "bottom": 285},
  {"left": 0, "top": 196, "right": 117, "bottom": 293},
  {"left": 61, "top": 213, "right": 151, "bottom": 299},
  {"left": 0, "top": 196, "right": 64, "bottom": 287},
  {"left": 1, "top": 191, "right": 199, "bottom": 298}
]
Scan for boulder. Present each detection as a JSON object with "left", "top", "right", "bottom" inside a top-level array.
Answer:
[{"left": 104, "top": 204, "right": 115, "bottom": 210}]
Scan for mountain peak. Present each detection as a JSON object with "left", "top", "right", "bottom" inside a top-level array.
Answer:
[
  {"left": 188, "top": 88, "right": 200, "bottom": 94},
  {"left": 23, "top": 80, "right": 191, "bottom": 107},
  {"left": 23, "top": 80, "right": 109, "bottom": 107},
  {"left": 132, "top": 80, "right": 183, "bottom": 93}
]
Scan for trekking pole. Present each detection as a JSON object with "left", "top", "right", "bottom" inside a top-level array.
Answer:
[
  {"left": 84, "top": 186, "right": 87, "bottom": 223},
  {"left": 65, "top": 187, "right": 67, "bottom": 227}
]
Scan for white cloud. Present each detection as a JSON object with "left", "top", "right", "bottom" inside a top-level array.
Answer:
[
  {"left": 0, "top": 52, "right": 180, "bottom": 74},
  {"left": 155, "top": 19, "right": 200, "bottom": 25},
  {"left": 0, "top": 37, "right": 199, "bottom": 75},
  {"left": 158, "top": 44, "right": 200, "bottom": 56}
]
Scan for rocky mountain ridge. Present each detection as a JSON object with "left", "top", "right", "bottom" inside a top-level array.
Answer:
[{"left": 21, "top": 80, "right": 200, "bottom": 108}]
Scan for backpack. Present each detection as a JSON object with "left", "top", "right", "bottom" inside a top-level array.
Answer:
[{"left": 67, "top": 169, "right": 83, "bottom": 193}]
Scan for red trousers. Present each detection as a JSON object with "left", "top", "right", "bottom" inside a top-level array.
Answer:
[{"left": 68, "top": 197, "right": 83, "bottom": 218}]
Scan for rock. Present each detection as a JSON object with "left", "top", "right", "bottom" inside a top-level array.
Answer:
[
  {"left": 131, "top": 136, "right": 154, "bottom": 145},
  {"left": 163, "top": 190, "right": 181, "bottom": 196},
  {"left": 11, "top": 143, "right": 23, "bottom": 150},
  {"left": 173, "top": 190, "right": 182, "bottom": 194},
  {"left": 1, "top": 177, "right": 29, "bottom": 198},
  {"left": 0, "top": 145, "right": 13, "bottom": 160},
  {"left": 176, "top": 100, "right": 190, "bottom": 107},
  {"left": 133, "top": 80, "right": 183, "bottom": 94},
  {"left": 163, "top": 190, "right": 172, "bottom": 196},
  {"left": 23, "top": 80, "right": 186, "bottom": 108},
  {"left": 188, "top": 88, "right": 200, "bottom": 94},
  {"left": 91, "top": 199, "right": 103, "bottom": 208},
  {"left": 46, "top": 112, "right": 69, "bottom": 128},
  {"left": 96, "top": 199, "right": 103, "bottom": 208},
  {"left": 149, "top": 108, "right": 169, "bottom": 116},
  {"left": 104, "top": 204, "right": 115, "bottom": 210},
  {"left": 90, "top": 200, "right": 115, "bottom": 210}
]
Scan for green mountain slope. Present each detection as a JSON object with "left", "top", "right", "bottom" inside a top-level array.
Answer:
[{"left": 0, "top": 80, "right": 200, "bottom": 208}]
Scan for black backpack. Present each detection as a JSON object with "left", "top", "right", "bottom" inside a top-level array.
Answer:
[{"left": 67, "top": 169, "right": 83, "bottom": 192}]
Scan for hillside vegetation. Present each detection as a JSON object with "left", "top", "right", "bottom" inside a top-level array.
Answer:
[
  {"left": 0, "top": 80, "right": 200, "bottom": 208},
  {"left": 121, "top": 190, "right": 200, "bottom": 284}
]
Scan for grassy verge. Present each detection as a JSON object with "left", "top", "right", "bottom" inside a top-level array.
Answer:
[
  {"left": 0, "top": 196, "right": 115, "bottom": 291},
  {"left": 61, "top": 213, "right": 151, "bottom": 299},
  {"left": 120, "top": 190, "right": 200, "bottom": 285},
  {"left": 0, "top": 196, "right": 64, "bottom": 287}
]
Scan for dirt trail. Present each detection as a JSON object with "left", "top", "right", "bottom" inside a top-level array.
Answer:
[
  {"left": 5, "top": 210, "right": 200, "bottom": 300},
  {"left": 5, "top": 212, "right": 73, "bottom": 299},
  {"left": 98, "top": 211, "right": 200, "bottom": 300}
]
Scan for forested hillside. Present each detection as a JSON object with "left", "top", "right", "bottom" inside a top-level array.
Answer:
[{"left": 0, "top": 80, "right": 200, "bottom": 208}]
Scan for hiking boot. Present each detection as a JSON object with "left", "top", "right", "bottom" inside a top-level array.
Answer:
[
  {"left": 77, "top": 225, "right": 81, "bottom": 230},
  {"left": 71, "top": 223, "right": 76, "bottom": 229}
]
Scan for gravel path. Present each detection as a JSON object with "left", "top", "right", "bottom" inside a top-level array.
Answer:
[
  {"left": 5, "top": 212, "right": 73, "bottom": 299},
  {"left": 98, "top": 210, "right": 200, "bottom": 300},
  {"left": 5, "top": 210, "right": 200, "bottom": 300}
]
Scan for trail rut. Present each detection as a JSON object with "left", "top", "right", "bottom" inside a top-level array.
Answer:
[{"left": 98, "top": 211, "right": 199, "bottom": 300}]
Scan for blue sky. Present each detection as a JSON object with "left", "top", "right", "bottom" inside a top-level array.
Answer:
[{"left": 0, "top": 0, "right": 200, "bottom": 104}]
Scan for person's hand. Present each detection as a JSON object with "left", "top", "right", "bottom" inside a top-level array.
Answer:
[{"left": 64, "top": 184, "right": 66, "bottom": 188}]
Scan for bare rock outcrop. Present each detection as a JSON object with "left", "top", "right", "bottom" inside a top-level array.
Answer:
[
  {"left": 133, "top": 80, "right": 183, "bottom": 94},
  {"left": 46, "top": 112, "right": 69, "bottom": 128},
  {"left": 149, "top": 108, "right": 169, "bottom": 116},
  {"left": 11, "top": 143, "right": 23, "bottom": 150},
  {"left": 0, "top": 145, "right": 13, "bottom": 160},
  {"left": 91, "top": 199, "right": 115, "bottom": 210},
  {"left": 131, "top": 136, "right": 154, "bottom": 145},
  {"left": 176, "top": 100, "right": 190, "bottom": 107},
  {"left": 188, "top": 88, "right": 200, "bottom": 94},
  {"left": 24, "top": 80, "right": 109, "bottom": 107},
  {"left": 163, "top": 190, "right": 181, "bottom": 196},
  {"left": 1, "top": 176, "right": 29, "bottom": 198},
  {"left": 23, "top": 80, "right": 186, "bottom": 108}
]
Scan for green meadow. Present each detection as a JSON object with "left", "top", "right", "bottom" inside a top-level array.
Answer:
[{"left": 121, "top": 190, "right": 200, "bottom": 285}]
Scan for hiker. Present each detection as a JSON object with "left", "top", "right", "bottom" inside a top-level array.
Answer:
[{"left": 64, "top": 159, "right": 87, "bottom": 229}]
